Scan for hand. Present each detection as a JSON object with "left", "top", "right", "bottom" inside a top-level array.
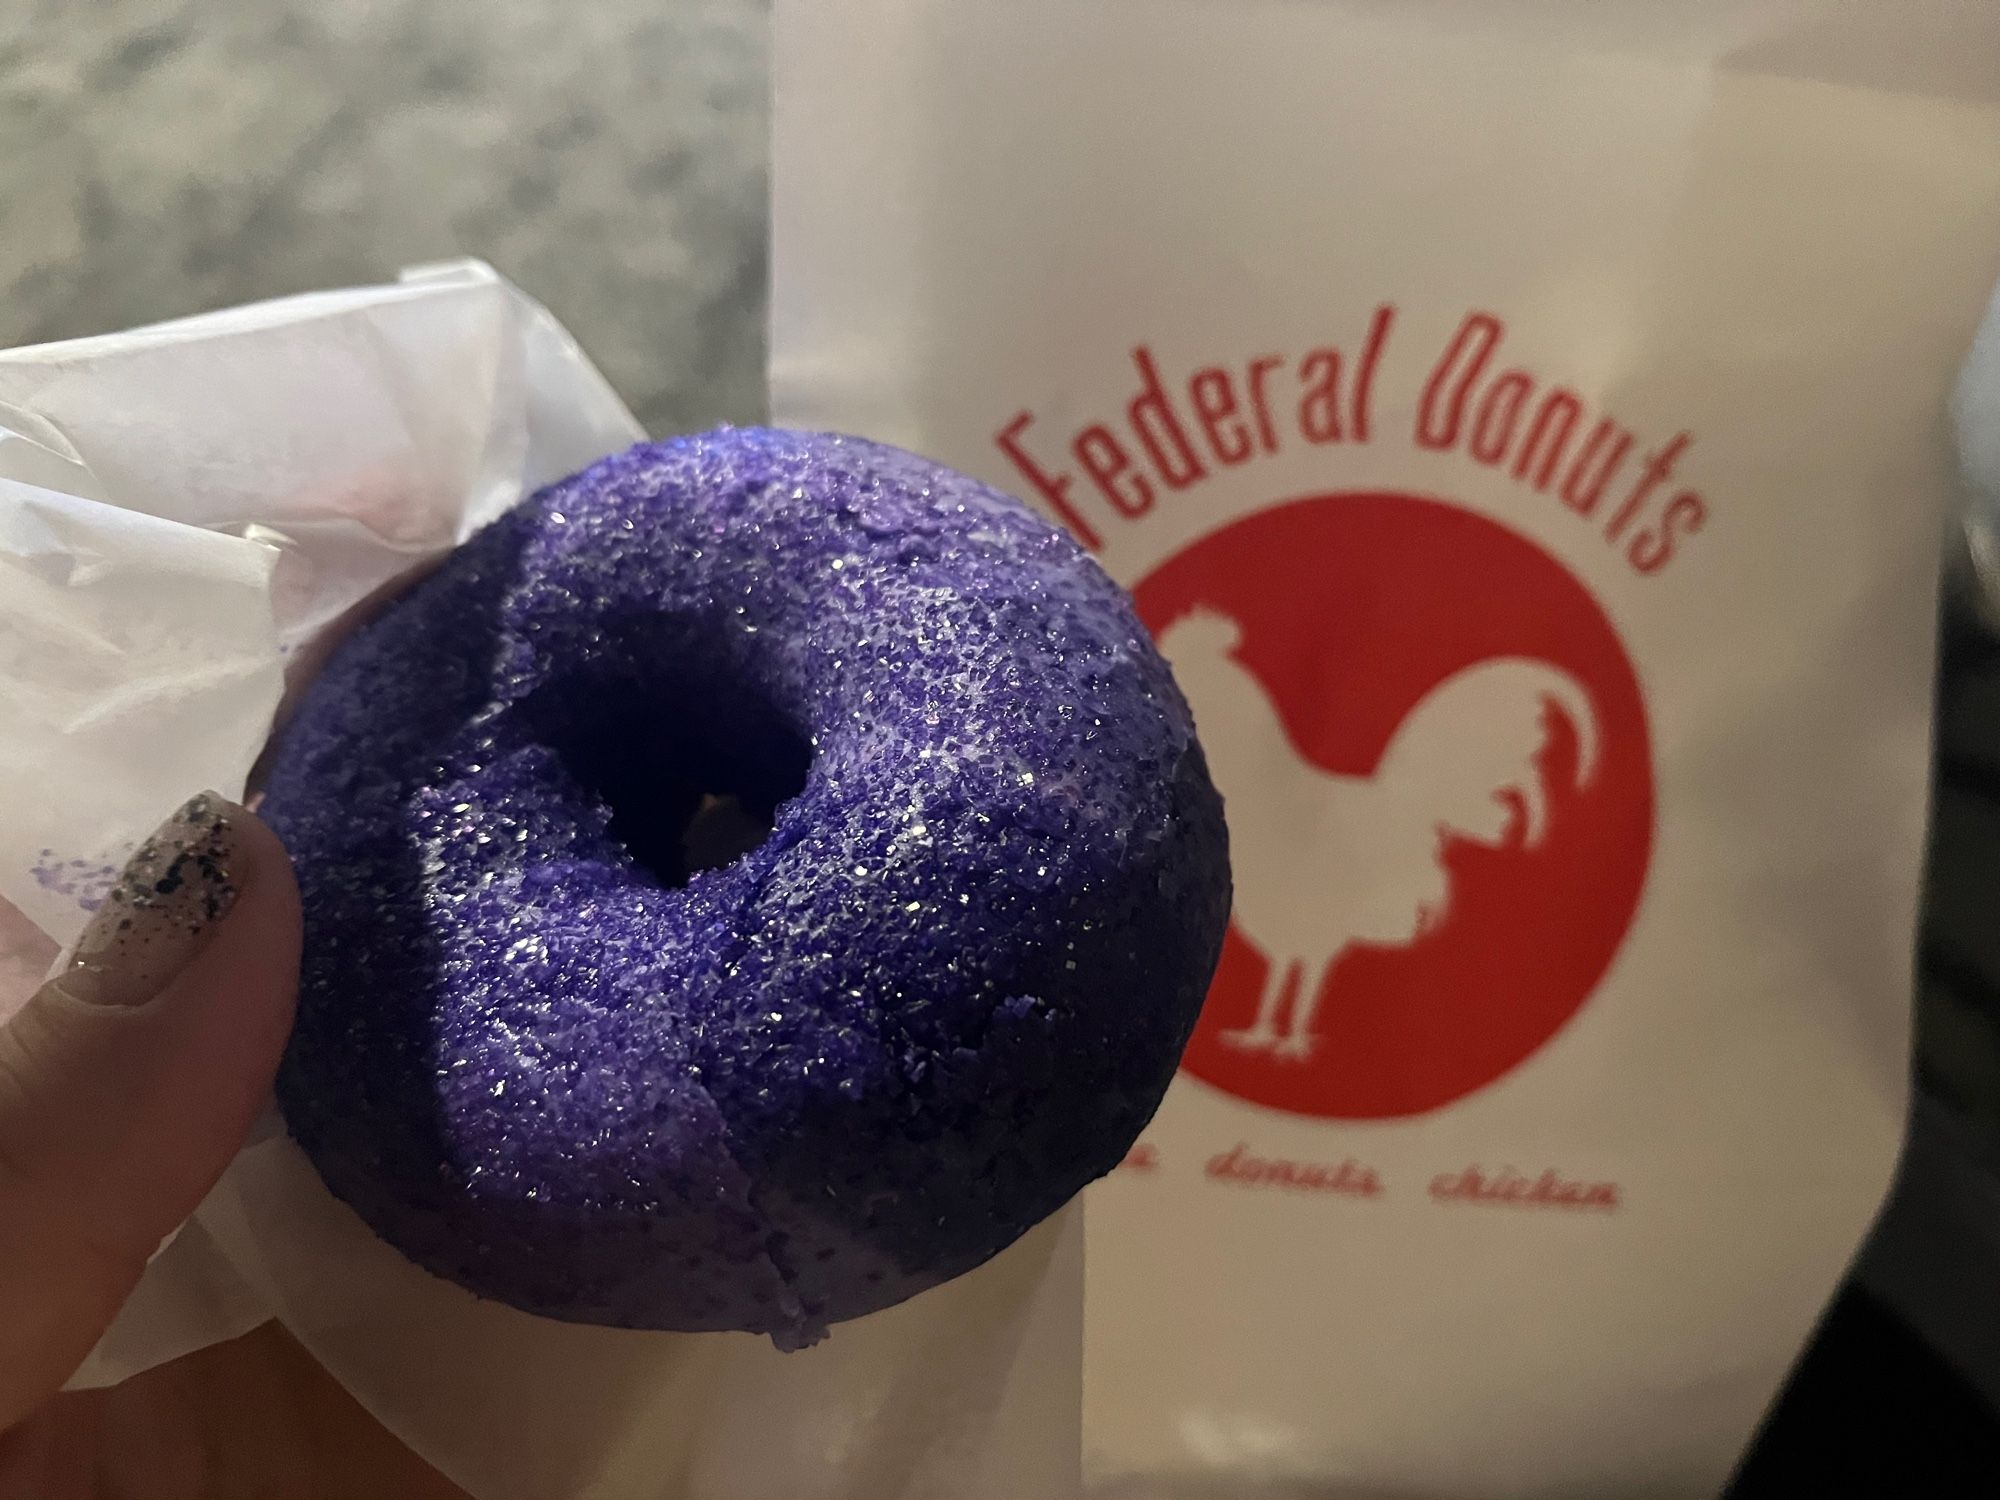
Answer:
[{"left": 0, "top": 794, "right": 468, "bottom": 1498}]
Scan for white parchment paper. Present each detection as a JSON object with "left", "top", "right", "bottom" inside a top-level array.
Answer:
[
  {"left": 0, "top": 259, "right": 641, "bottom": 965},
  {"left": 0, "top": 262, "right": 1083, "bottom": 1500}
]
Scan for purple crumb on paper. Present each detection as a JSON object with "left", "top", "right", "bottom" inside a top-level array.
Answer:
[{"left": 31, "top": 852, "right": 120, "bottom": 913}]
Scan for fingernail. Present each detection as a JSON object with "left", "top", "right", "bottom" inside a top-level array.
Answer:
[{"left": 57, "top": 792, "right": 242, "bottom": 1009}]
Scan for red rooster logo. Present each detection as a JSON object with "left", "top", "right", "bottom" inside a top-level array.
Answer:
[{"left": 1159, "top": 606, "right": 1602, "bottom": 1061}]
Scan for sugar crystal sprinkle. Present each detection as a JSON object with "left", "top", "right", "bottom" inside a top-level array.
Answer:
[{"left": 261, "top": 427, "right": 1230, "bottom": 1350}]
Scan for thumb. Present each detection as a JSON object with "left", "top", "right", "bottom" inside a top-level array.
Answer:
[{"left": 0, "top": 793, "right": 299, "bottom": 1428}]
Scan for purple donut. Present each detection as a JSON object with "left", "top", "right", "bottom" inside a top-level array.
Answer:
[{"left": 261, "top": 428, "right": 1230, "bottom": 1346}]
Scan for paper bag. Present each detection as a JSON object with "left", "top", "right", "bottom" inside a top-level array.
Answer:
[{"left": 770, "top": 2, "right": 2000, "bottom": 1493}]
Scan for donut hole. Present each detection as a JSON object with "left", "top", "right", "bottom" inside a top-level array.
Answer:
[
  {"left": 589, "top": 732, "right": 808, "bottom": 888},
  {"left": 521, "top": 657, "right": 812, "bottom": 889},
  {"left": 680, "top": 792, "right": 783, "bottom": 876}
]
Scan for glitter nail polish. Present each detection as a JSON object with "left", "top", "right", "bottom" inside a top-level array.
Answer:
[{"left": 57, "top": 792, "right": 241, "bottom": 1009}]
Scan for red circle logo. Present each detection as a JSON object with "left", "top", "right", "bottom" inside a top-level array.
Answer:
[{"left": 1135, "top": 492, "right": 1653, "bottom": 1120}]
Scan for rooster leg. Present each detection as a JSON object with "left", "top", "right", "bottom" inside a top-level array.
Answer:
[
  {"left": 1221, "top": 958, "right": 1295, "bottom": 1052},
  {"left": 1273, "top": 956, "right": 1335, "bottom": 1062}
]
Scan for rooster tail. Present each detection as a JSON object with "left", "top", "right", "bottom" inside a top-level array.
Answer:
[
  {"left": 1535, "top": 667, "right": 1601, "bottom": 787},
  {"left": 1487, "top": 662, "right": 1599, "bottom": 848}
]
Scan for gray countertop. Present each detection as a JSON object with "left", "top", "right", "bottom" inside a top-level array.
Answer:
[{"left": 1, "top": 0, "right": 769, "bottom": 436}]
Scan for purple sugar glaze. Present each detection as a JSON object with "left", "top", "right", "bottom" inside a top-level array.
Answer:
[{"left": 261, "top": 428, "right": 1230, "bottom": 1346}]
